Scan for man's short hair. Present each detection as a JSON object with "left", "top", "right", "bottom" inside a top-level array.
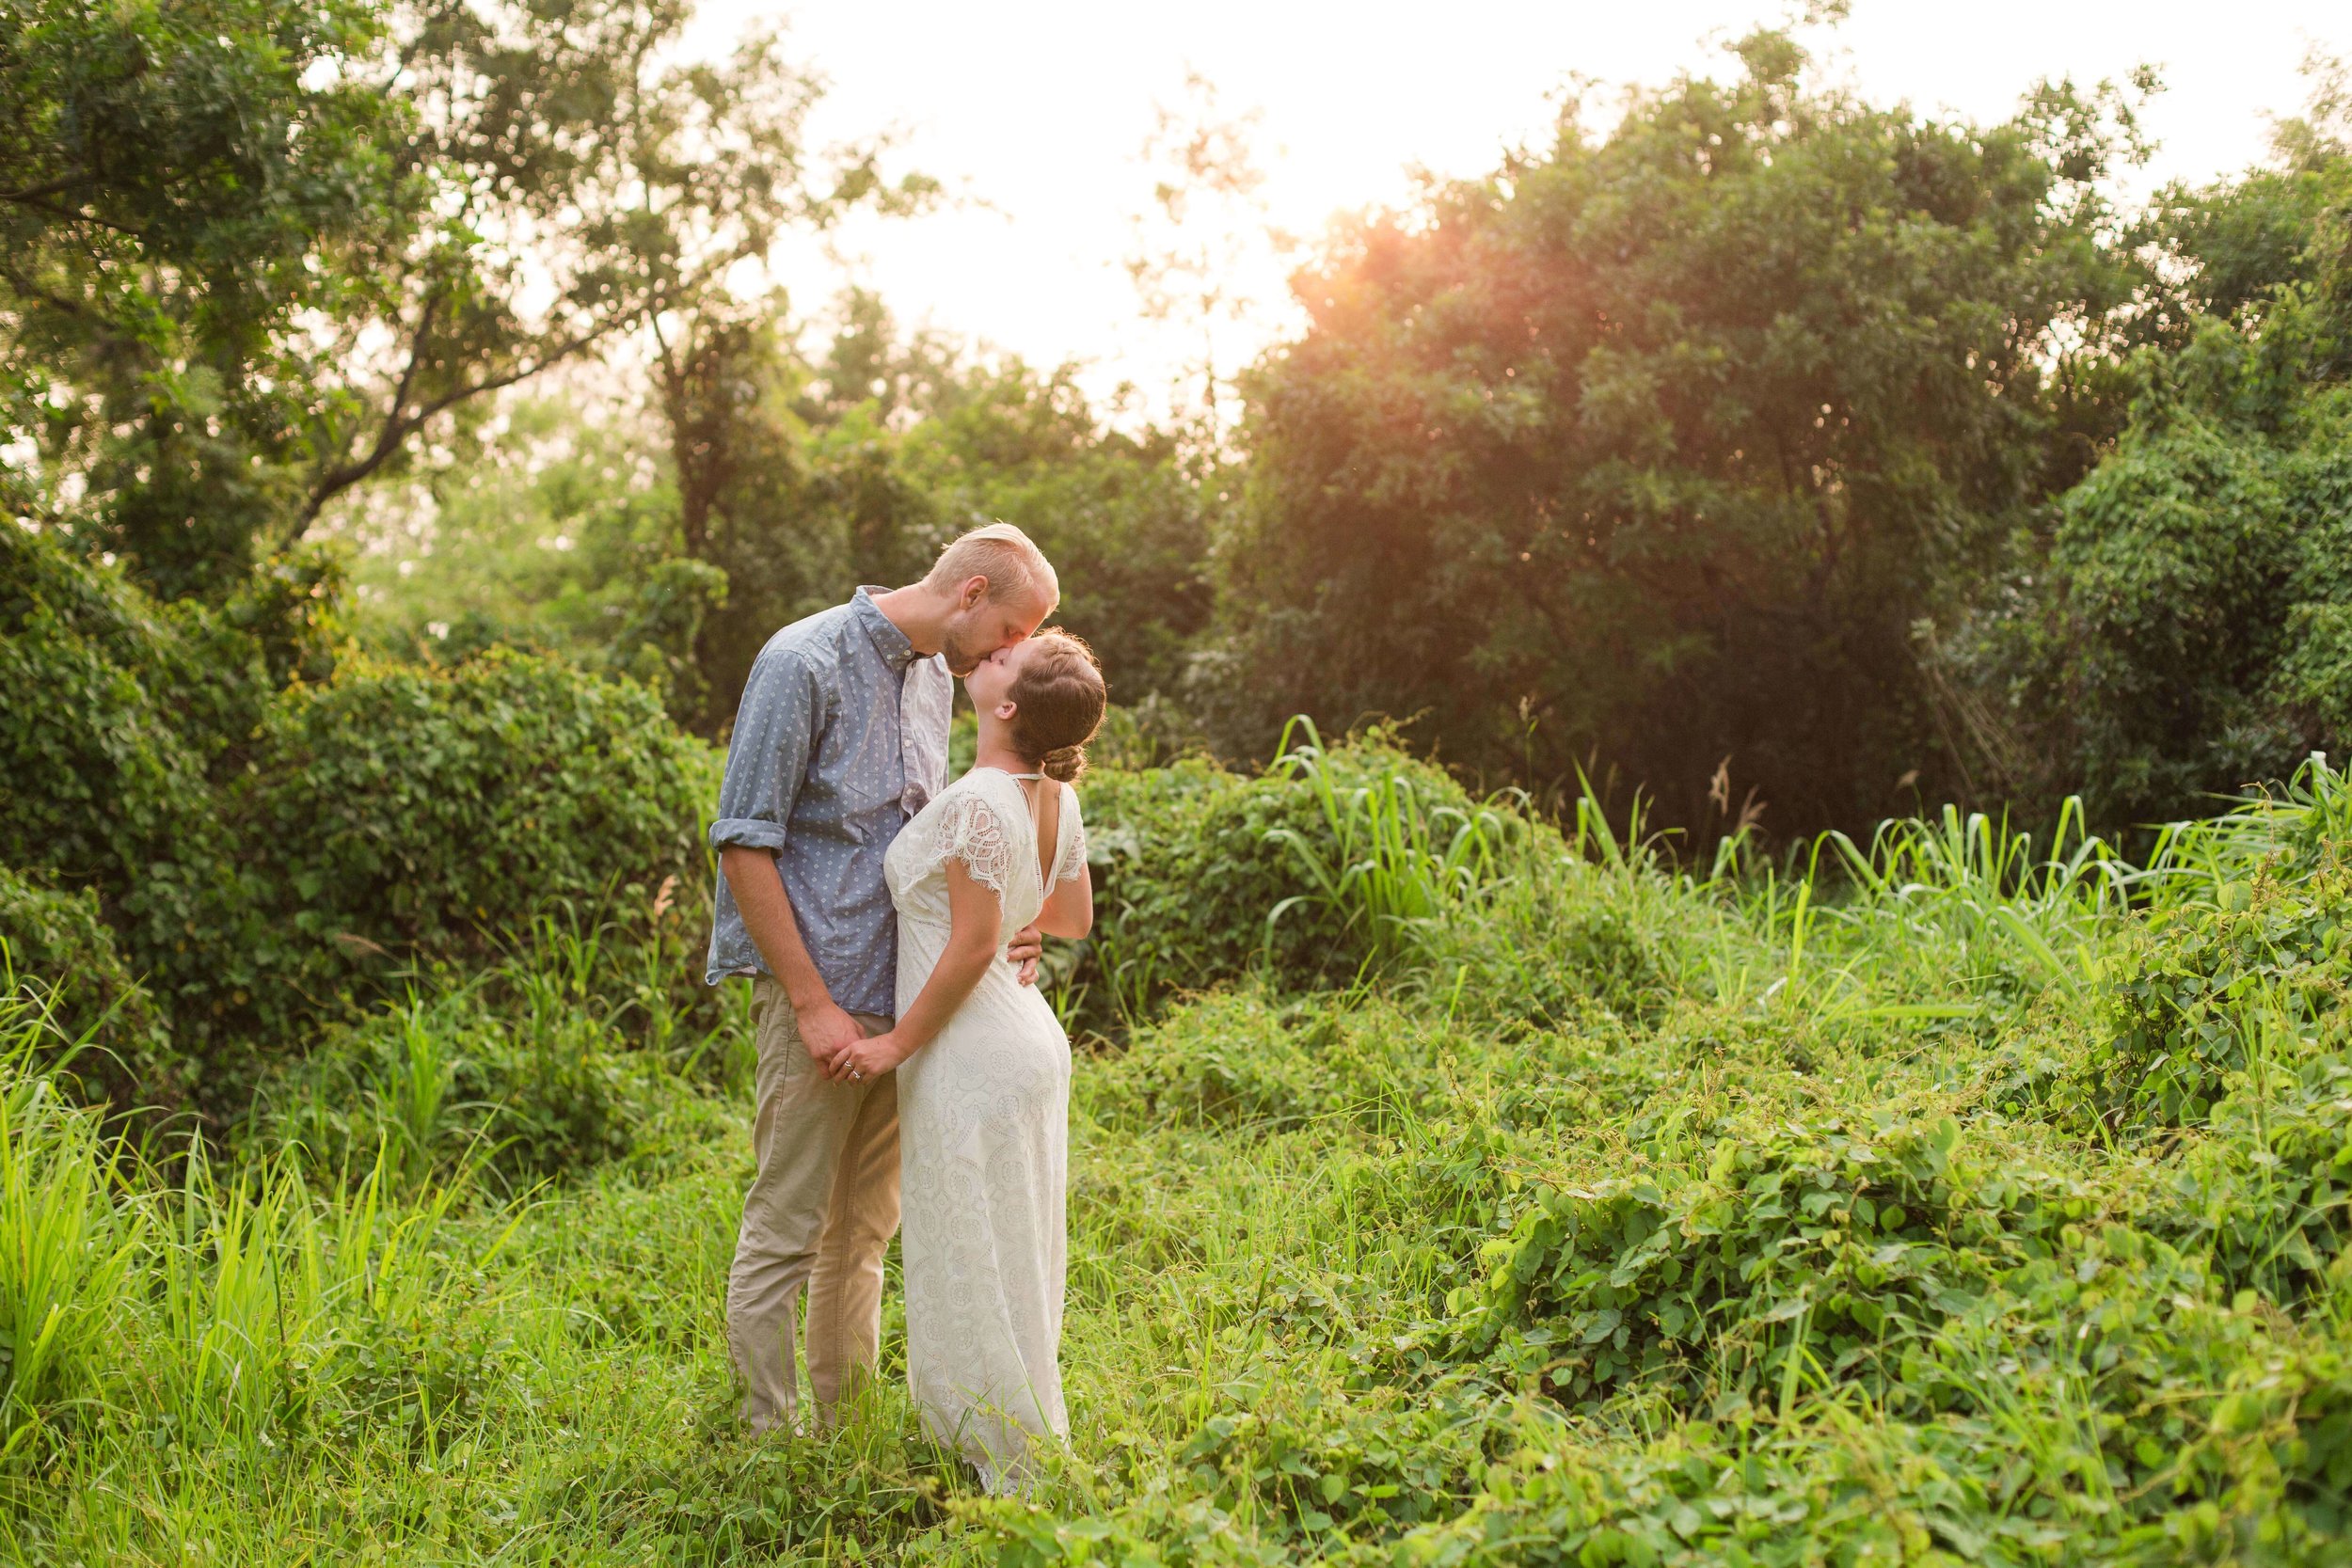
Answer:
[{"left": 924, "top": 523, "right": 1058, "bottom": 607}]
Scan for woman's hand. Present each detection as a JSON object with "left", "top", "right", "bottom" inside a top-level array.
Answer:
[{"left": 826, "top": 1029, "right": 914, "bottom": 1084}]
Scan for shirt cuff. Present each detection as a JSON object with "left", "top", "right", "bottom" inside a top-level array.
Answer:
[{"left": 709, "top": 817, "right": 789, "bottom": 852}]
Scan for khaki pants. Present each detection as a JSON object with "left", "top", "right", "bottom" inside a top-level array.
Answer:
[{"left": 725, "top": 978, "right": 901, "bottom": 1433}]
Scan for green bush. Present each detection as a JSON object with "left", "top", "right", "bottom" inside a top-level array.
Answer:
[
  {"left": 2081, "top": 867, "right": 2352, "bottom": 1133},
  {"left": 1071, "top": 758, "right": 1371, "bottom": 1029},
  {"left": 262, "top": 969, "right": 728, "bottom": 1193},
  {"left": 1089, "top": 990, "right": 1462, "bottom": 1137},
  {"left": 1955, "top": 375, "right": 2352, "bottom": 828},
  {"left": 2, "top": 530, "right": 717, "bottom": 1111},
  {"left": 1459, "top": 1114, "right": 2109, "bottom": 1412},
  {"left": 0, "top": 528, "right": 261, "bottom": 885},
  {"left": 197, "top": 651, "right": 710, "bottom": 1073},
  {"left": 0, "top": 870, "right": 182, "bottom": 1114},
  {"left": 2169, "top": 1051, "right": 2352, "bottom": 1303},
  {"left": 1069, "top": 734, "right": 1687, "bottom": 1040}
]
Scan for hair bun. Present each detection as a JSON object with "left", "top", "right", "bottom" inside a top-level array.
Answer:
[{"left": 1040, "top": 744, "right": 1088, "bottom": 784}]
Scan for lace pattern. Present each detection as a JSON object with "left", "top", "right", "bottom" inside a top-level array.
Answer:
[
  {"left": 931, "top": 789, "right": 1018, "bottom": 898},
  {"left": 1051, "top": 789, "right": 1088, "bottom": 888}
]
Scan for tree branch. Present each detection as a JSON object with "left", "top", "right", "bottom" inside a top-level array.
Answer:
[{"left": 287, "top": 314, "right": 616, "bottom": 542}]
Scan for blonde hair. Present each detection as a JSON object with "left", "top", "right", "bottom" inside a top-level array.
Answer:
[
  {"left": 924, "top": 522, "right": 1058, "bottom": 608},
  {"left": 1008, "top": 630, "right": 1106, "bottom": 784}
]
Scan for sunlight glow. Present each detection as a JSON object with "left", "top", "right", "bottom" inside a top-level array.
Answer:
[{"left": 692, "top": 0, "right": 2352, "bottom": 418}]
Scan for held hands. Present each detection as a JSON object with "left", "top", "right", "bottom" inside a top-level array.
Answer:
[
  {"left": 795, "top": 997, "right": 866, "bottom": 1069},
  {"left": 825, "top": 1029, "right": 913, "bottom": 1084},
  {"left": 807, "top": 925, "right": 1045, "bottom": 1085}
]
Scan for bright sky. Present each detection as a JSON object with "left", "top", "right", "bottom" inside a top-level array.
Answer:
[{"left": 690, "top": 0, "right": 2352, "bottom": 417}]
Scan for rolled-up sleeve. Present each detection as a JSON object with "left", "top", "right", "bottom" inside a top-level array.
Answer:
[{"left": 709, "top": 650, "right": 820, "bottom": 853}]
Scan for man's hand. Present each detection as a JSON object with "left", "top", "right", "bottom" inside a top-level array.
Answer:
[
  {"left": 1007, "top": 922, "right": 1043, "bottom": 987},
  {"left": 828, "top": 1029, "right": 914, "bottom": 1084},
  {"left": 795, "top": 997, "right": 866, "bottom": 1071}
]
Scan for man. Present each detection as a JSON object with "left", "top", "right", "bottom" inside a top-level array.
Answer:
[{"left": 707, "top": 523, "right": 1059, "bottom": 1434}]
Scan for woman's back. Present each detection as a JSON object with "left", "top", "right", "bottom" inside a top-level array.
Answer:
[{"left": 885, "top": 767, "right": 1080, "bottom": 944}]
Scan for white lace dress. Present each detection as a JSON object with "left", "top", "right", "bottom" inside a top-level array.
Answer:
[{"left": 883, "top": 766, "right": 1086, "bottom": 1491}]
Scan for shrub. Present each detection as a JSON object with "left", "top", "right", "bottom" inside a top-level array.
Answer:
[
  {"left": 261, "top": 941, "right": 731, "bottom": 1192},
  {"left": 1458, "top": 1114, "right": 2108, "bottom": 1412},
  {"left": 4, "top": 532, "right": 719, "bottom": 1109},
  {"left": 2082, "top": 866, "right": 2352, "bottom": 1132},
  {"left": 1067, "top": 730, "right": 1672, "bottom": 1037},
  {"left": 2168, "top": 1051, "right": 2352, "bottom": 1302},
  {"left": 1954, "top": 380, "right": 2352, "bottom": 829},
  {"left": 1072, "top": 759, "right": 1369, "bottom": 1029},
  {"left": 0, "top": 871, "right": 182, "bottom": 1114},
  {"left": 0, "top": 528, "right": 262, "bottom": 890},
  {"left": 189, "top": 650, "right": 710, "bottom": 1083}
]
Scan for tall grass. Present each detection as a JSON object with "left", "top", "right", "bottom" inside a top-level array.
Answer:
[
  {"left": 0, "top": 995, "right": 138, "bottom": 1465},
  {"left": 1263, "top": 719, "right": 1521, "bottom": 974},
  {"left": 10, "top": 738, "right": 2352, "bottom": 1562}
]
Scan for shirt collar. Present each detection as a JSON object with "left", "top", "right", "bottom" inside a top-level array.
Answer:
[{"left": 850, "top": 586, "right": 920, "bottom": 672}]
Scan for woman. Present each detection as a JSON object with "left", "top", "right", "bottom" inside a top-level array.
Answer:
[{"left": 827, "top": 629, "right": 1105, "bottom": 1492}]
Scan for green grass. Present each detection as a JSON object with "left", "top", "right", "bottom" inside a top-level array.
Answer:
[{"left": 8, "top": 745, "right": 2352, "bottom": 1563}]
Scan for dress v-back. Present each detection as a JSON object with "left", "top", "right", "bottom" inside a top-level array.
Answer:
[{"left": 883, "top": 766, "right": 1087, "bottom": 1491}]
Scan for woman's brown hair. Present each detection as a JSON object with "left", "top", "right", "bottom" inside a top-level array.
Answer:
[{"left": 1007, "top": 630, "right": 1106, "bottom": 783}]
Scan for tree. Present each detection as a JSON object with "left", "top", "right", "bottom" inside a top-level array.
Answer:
[
  {"left": 0, "top": 0, "right": 403, "bottom": 596},
  {"left": 654, "top": 292, "right": 1215, "bottom": 732},
  {"left": 1210, "top": 30, "right": 2150, "bottom": 833},
  {"left": 1, "top": 0, "right": 928, "bottom": 598},
  {"left": 294, "top": 4, "right": 930, "bottom": 542},
  {"left": 1944, "top": 60, "right": 2352, "bottom": 828}
]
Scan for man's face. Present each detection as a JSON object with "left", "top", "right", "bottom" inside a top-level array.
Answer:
[{"left": 939, "top": 580, "right": 1054, "bottom": 677}]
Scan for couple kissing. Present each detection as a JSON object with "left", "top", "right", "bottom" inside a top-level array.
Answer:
[{"left": 705, "top": 523, "right": 1103, "bottom": 1494}]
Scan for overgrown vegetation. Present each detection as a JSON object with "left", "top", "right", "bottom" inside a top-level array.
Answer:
[
  {"left": 12, "top": 2, "right": 2352, "bottom": 1561},
  {"left": 9, "top": 735, "right": 2352, "bottom": 1562},
  {"left": 1, "top": 525, "right": 712, "bottom": 1115}
]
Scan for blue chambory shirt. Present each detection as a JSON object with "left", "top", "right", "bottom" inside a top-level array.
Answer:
[{"left": 705, "top": 588, "right": 953, "bottom": 1016}]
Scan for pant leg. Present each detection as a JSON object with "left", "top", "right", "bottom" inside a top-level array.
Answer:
[
  {"left": 805, "top": 1011, "right": 903, "bottom": 1416},
  {"left": 726, "top": 980, "right": 866, "bottom": 1433}
]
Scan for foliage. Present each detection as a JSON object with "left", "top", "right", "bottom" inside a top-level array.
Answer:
[
  {"left": 0, "top": 525, "right": 263, "bottom": 883},
  {"left": 348, "top": 396, "right": 727, "bottom": 721},
  {"left": 358, "top": 297, "right": 1216, "bottom": 736},
  {"left": 1210, "top": 28, "right": 2151, "bottom": 832},
  {"left": 649, "top": 293, "right": 1216, "bottom": 732},
  {"left": 1941, "top": 81, "right": 2352, "bottom": 828},
  {"left": 0, "top": 1020, "right": 140, "bottom": 1471},
  {"left": 1062, "top": 725, "right": 1685, "bottom": 1041},
  {"left": 1948, "top": 371, "right": 2352, "bottom": 828},
  {"left": 1064, "top": 736, "right": 1495, "bottom": 1033},
  {"left": 2087, "top": 865, "right": 2352, "bottom": 1132},
  {"left": 1066, "top": 758, "right": 1359, "bottom": 1030},
  {"left": 0, "top": 0, "right": 402, "bottom": 595},
  {"left": 259, "top": 927, "right": 734, "bottom": 1195},
  {"left": 1, "top": 530, "right": 714, "bottom": 1109},
  {"left": 187, "top": 649, "right": 709, "bottom": 1086},
  {"left": 0, "top": 872, "right": 179, "bottom": 1115},
  {"left": 15, "top": 736, "right": 2352, "bottom": 1560},
  {"left": 895, "top": 355, "right": 1219, "bottom": 706},
  {"left": 3, "top": 0, "right": 928, "bottom": 599}
]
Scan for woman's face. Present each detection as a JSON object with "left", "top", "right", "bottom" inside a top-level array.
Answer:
[{"left": 962, "top": 636, "right": 1034, "bottom": 715}]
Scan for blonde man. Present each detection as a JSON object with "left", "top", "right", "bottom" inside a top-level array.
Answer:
[{"left": 707, "top": 523, "right": 1057, "bottom": 1433}]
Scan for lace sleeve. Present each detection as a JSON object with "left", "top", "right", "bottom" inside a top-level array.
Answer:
[
  {"left": 1051, "top": 785, "right": 1089, "bottom": 887},
  {"left": 932, "top": 788, "right": 1018, "bottom": 898}
]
